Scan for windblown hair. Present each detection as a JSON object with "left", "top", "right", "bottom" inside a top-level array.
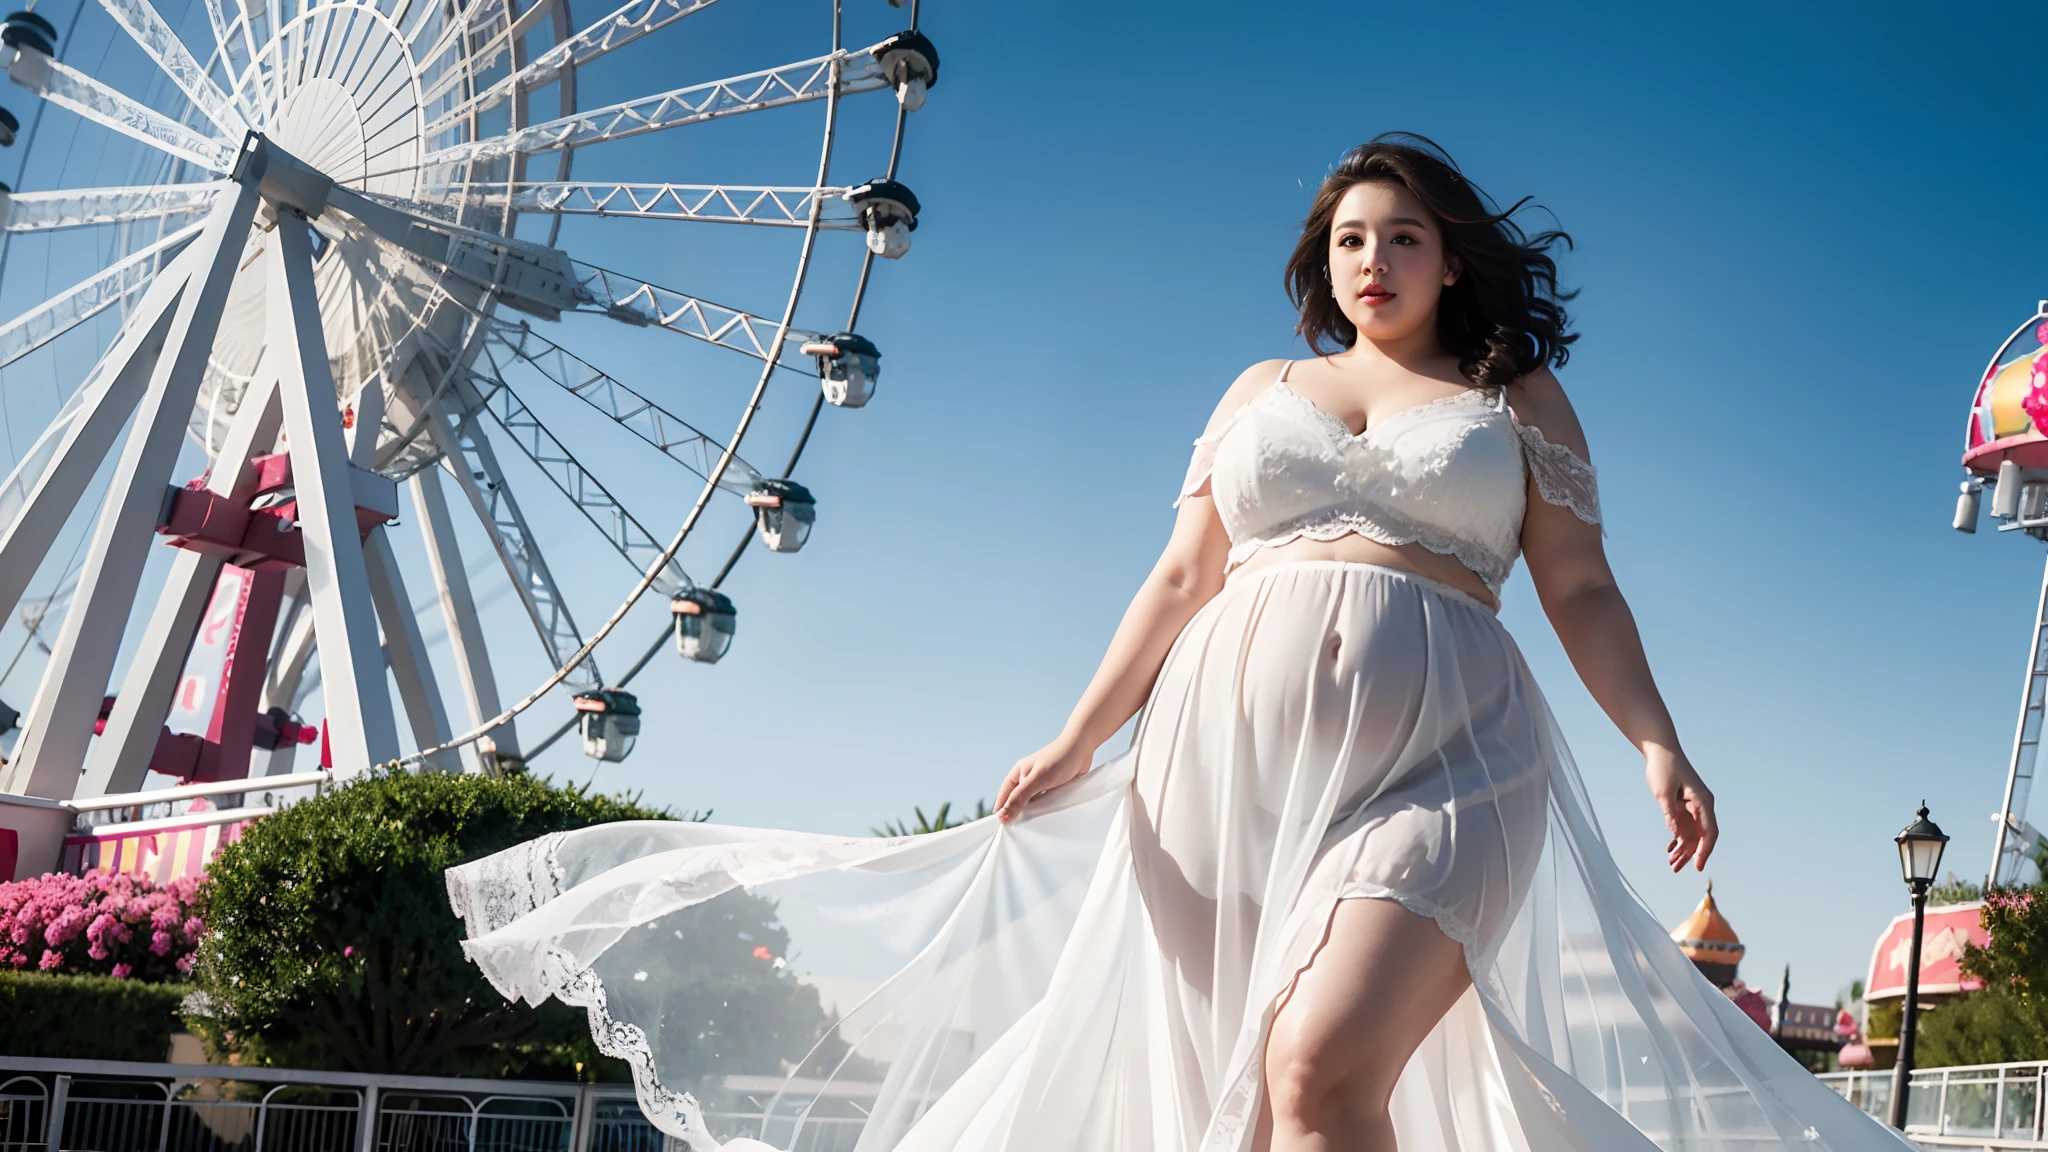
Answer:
[{"left": 1285, "top": 133, "right": 1577, "bottom": 390}]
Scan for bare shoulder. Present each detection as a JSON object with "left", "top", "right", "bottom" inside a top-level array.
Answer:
[
  {"left": 1200, "top": 358, "right": 1289, "bottom": 436},
  {"left": 1505, "top": 365, "right": 1592, "bottom": 458}
]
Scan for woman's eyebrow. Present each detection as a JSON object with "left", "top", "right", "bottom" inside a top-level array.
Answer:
[{"left": 1334, "top": 217, "right": 1431, "bottom": 230}]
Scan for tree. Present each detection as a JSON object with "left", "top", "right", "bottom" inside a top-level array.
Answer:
[
  {"left": 1917, "top": 888, "right": 2048, "bottom": 1067},
  {"left": 873, "top": 799, "right": 991, "bottom": 837},
  {"left": 1917, "top": 984, "right": 2048, "bottom": 1065},
  {"left": 190, "top": 769, "right": 858, "bottom": 1079}
]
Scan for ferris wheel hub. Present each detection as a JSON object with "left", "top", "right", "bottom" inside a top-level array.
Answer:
[{"left": 230, "top": 133, "right": 333, "bottom": 221}]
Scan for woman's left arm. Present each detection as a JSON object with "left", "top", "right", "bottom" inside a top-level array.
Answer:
[{"left": 1512, "top": 368, "right": 1717, "bottom": 873}]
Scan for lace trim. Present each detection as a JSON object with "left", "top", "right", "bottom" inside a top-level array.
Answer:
[
  {"left": 1173, "top": 396, "right": 1265, "bottom": 509},
  {"left": 535, "top": 945, "right": 707, "bottom": 1137},
  {"left": 445, "top": 832, "right": 568, "bottom": 940},
  {"left": 1513, "top": 421, "right": 1601, "bottom": 526},
  {"left": 1225, "top": 505, "right": 1515, "bottom": 597},
  {"left": 1271, "top": 379, "right": 1494, "bottom": 445}
]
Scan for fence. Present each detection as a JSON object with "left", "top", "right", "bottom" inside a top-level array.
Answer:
[
  {"left": 1821, "top": 1062, "right": 2048, "bottom": 1150},
  {"left": 0, "top": 1057, "right": 874, "bottom": 1152}
]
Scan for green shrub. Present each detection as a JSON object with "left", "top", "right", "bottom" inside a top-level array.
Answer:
[
  {"left": 189, "top": 769, "right": 670, "bottom": 1076},
  {"left": 1917, "top": 984, "right": 2048, "bottom": 1066},
  {"left": 0, "top": 970, "right": 186, "bottom": 1060}
]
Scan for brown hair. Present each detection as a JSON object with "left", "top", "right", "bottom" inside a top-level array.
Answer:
[{"left": 1285, "top": 133, "right": 1577, "bottom": 390}]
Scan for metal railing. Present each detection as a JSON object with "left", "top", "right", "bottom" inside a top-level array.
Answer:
[
  {"left": 1821, "top": 1062, "right": 2048, "bottom": 1149},
  {"left": 0, "top": 1057, "right": 880, "bottom": 1152}
]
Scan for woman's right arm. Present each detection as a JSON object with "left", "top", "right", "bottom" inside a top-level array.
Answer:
[{"left": 992, "top": 361, "right": 1282, "bottom": 823}]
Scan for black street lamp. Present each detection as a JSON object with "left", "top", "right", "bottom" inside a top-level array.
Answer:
[{"left": 1887, "top": 803, "right": 1949, "bottom": 1131}]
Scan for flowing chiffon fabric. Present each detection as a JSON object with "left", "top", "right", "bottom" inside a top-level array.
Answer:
[{"left": 449, "top": 560, "right": 1905, "bottom": 1151}]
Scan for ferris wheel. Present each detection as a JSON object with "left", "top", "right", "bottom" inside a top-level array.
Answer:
[
  {"left": 1954, "top": 303, "right": 2048, "bottom": 886},
  {"left": 0, "top": 0, "right": 936, "bottom": 807}
]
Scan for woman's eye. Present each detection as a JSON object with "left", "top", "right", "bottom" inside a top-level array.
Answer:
[
  {"left": 1392, "top": 234, "right": 1417, "bottom": 245},
  {"left": 1337, "top": 235, "right": 1361, "bottom": 248}
]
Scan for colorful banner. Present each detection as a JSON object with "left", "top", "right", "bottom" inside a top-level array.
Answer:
[
  {"left": 1864, "top": 902, "right": 1987, "bottom": 1000},
  {"left": 59, "top": 802, "right": 254, "bottom": 883}
]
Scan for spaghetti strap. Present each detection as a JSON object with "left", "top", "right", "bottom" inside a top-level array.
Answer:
[{"left": 1277, "top": 359, "right": 1294, "bottom": 383}]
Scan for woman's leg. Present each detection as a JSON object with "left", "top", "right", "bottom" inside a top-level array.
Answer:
[{"left": 1252, "top": 898, "right": 1472, "bottom": 1152}]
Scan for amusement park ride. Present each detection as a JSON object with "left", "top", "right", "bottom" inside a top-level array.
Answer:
[
  {"left": 0, "top": 0, "right": 934, "bottom": 879},
  {"left": 1955, "top": 305, "right": 2048, "bottom": 885}
]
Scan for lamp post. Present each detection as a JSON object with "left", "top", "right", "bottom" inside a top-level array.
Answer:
[{"left": 1887, "top": 803, "right": 1949, "bottom": 1131}]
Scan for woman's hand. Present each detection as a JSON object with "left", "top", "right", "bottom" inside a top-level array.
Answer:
[
  {"left": 994, "top": 737, "right": 1095, "bottom": 823},
  {"left": 1646, "top": 745, "right": 1717, "bottom": 872}
]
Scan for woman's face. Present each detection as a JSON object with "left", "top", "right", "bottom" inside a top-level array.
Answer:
[{"left": 1327, "top": 180, "right": 1459, "bottom": 348}]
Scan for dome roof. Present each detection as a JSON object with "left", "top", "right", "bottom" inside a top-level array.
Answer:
[{"left": 1670, "top": 882, "right": 1745, "bottom": 962}]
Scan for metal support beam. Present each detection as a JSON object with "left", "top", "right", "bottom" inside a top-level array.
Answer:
[
  {"left": 6, "top": 186, "right": 261, "bottom": 799},
  {"left": 76, "top": 377, "right": 283, "bottom": 799},
  {"left": 0, "top": 250, "right": 193, "bottom": 625},
  {"left": 1993, "top": 552, "right": 2048, "bottom": 886},
  {"left": 0, "top": 218, "right": 204, "bottom": 370},
  {"left": 363, "top": 527, "right": 455, "bottom": 771},
  {"left": 415, "top": 388, "right": 600, "bottom": 689},
  {"left": 446, "top": 182, "right": 854, "bottom": 229},
  {"left": 421, "top": 47, "right": 883, "bottom": 168},
  {"left": 259, "top": 588, "right": 316, "bottom": 777},
  {"left": 2, "top": 182, "right": 229, "bottom": 233},
  {"left": 267, "top": 214, "right": 400, "bottom": 772},
  {"left": 95, "top": 0, "right": 249, "bottom": 139},
  {"left": 76, "top": 549, "right": 224, "bottom": 798},
  {"left": 7, "top": 48, "right": 238, "bottom": 171},
  {"left": 410, "top": 466, "right": 516, "bottom": 772}
]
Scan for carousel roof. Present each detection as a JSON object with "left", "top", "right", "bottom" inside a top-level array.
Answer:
[{"left": 1670, "top": 882, "right": 1745, "bottom": 960}]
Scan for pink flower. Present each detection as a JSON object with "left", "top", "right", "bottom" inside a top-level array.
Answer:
[
  {"left": 342, "top": 946, "right": 354, "bottom": 958},
  {"left": 0, "top": 871, "right": 204, "bottom": 980},
  {"left": 110, "top": 963, "right": 132, "bottom": 979}
]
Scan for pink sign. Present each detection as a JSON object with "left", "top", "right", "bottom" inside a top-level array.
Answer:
[
  {"left": 1865, "top": 902, "right": 1988, "bottom": 1000},
  {"left": 165, "top": 566, "right": 252, "bottom": 737}
]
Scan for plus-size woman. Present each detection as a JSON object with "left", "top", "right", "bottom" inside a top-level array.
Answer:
[{"left": 448, "top": 137, "right": 1907, "bottom": 1151}]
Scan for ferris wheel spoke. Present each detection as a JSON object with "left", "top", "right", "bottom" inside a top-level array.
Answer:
[
  {"left": 1, "top": 181, "right": 230, "bottom": 233},
  {"left": 481, "top": 320, "right": 761, "bottom": 493},
  {"left": 201, "top": 0, "right": 267, "bottom": 126},
  {"left": 421, "top": 46, "right": 884, "bottom": 167},
  {"left": 412, "top": 391, "right": 604, "bottom": 690},
  {"left": 0, "top": 217, "right": 207, "bottom": 370},
  {"left": 463, "top": 368, "right": 692, "bottom": 595},
  {"left": 8, "top": 52, "right": 238, "bottom": 172},
  {"left": 419, "top": 0, "right": 716, "bottom": 139},
  {"left": 570, "top": 261, "right": 820, "bottom": 363},
  {"left": 444, "top": 182, "right": 856, "bottom": 229},
  {"left": 413, "top": 0, "right": 552, "bottom": 120},
  {"left": 96, "top": 0, "right": 251, "bottom": 139}
]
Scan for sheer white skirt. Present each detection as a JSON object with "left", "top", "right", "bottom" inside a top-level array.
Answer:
[{"left": 449, "top": 560, "right": 1905, "bottom": 1151}]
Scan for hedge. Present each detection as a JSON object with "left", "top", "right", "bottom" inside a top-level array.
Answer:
[{"left": 0, "top": 970, "right": 187, "bottom": 1060}]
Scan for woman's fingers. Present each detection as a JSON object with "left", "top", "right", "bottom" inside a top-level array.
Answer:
[
  {"left": 994, "top": 762, "right": 1025, "bottom": 821},
  {"left": 996, "top": 760, "right": 1036, "bottom": 823}
]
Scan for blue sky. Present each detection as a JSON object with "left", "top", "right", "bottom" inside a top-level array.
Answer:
[{"left": 0, "top": 0, "right": 2038, "bottom": 1006}]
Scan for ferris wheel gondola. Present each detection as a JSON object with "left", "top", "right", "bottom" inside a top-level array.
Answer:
[{"left": 0, "top": 0, "right": 935, "bottom": 812}]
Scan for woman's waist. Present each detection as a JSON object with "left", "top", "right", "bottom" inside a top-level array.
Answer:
[{"left": 1224, "top": 537, "right": 1500, "bottom": 613}]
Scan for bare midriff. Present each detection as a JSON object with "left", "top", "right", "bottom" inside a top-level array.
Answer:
[{"left": 1226, "top": 533, "right": 1498, "bottom": 610}]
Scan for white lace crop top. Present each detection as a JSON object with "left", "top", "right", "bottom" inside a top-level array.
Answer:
[{"left": 1173, "top": 361, "right": 1602, "bottom": 595}]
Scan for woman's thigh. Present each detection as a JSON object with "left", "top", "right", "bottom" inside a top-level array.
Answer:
[{"left": 1256, "top": 898, "right": 1472, "bottom": 1142}]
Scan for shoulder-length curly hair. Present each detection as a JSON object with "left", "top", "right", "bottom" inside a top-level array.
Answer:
[{"left": 1286, "top": 133, "right": 1577, "bottom": 390}]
